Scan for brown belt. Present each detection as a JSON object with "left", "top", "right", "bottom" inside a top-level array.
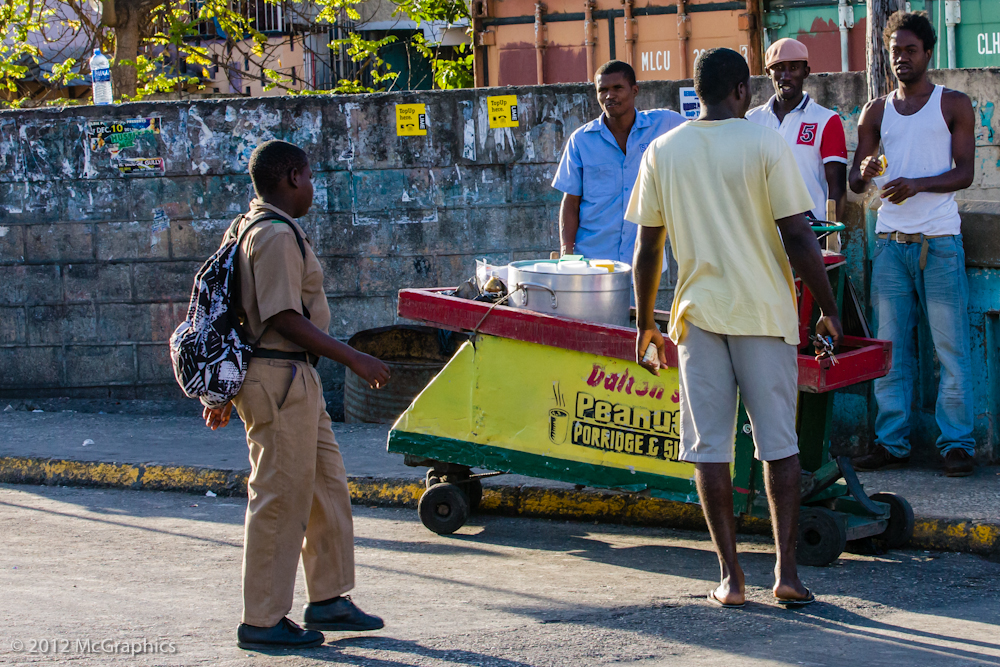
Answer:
[{"left": 877, "top": 232, "right": 954, "bottom": 270}]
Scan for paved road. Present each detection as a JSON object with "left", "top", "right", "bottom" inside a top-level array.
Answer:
[{"left": 1, "top": 484, "right": 999, "bottom": 666}]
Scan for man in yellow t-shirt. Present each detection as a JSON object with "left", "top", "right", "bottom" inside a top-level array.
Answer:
[{"left": 626, "top": 48, "right": 842, "bottom": 609}]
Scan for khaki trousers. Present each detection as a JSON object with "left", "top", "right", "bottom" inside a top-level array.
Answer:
[{"left": 232, "top": 358, "right": 355, "bottom": 627}]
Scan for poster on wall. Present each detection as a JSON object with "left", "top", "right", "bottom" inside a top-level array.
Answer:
[
  {"left": 86, "top": 117, "right": 166, "bottom": 177},
  {"left": 487, "top": 95, "right": 519, "bottom": 128},
  {"left": 679, "top": 88, "right": 700, "bottom": 120},
  {"left": 396, "top": 103, "right": 428, "bottom": 136}
]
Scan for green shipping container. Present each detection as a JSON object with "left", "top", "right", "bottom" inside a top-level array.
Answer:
[{"left": 764, "top": 0, "right": 1000, "bottom": 72}]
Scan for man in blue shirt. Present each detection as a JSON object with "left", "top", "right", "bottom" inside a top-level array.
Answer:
[{"left": 552, "top": 60, "right": 686, "bottom": 263}]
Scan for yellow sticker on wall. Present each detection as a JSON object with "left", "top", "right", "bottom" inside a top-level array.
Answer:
[
  {"left": 487, "top": 95, "right": 519, "bottom": 128},
  {"left": 396, "top": 103, "right": 427, "bottom": 136}
]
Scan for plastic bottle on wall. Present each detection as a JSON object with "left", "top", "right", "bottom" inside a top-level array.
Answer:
[{"left": 90, "top": 49, "right": 113, "bottom": 105}]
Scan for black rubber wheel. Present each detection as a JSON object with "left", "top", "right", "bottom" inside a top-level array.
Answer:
[
  {"left": 870, "top": 492, "right": 915, "bottom": 549},
  {"left": 459, "top": 478, "right": 483, "bottom": 512},
  {"left": 418, "top": 483, "right": 470, "bottom": 535},
  {"left": 797, "top": 507, "right": 847, "bottom": 567},
  {"left": 425, "top": 469, "right": 442, "bottom": 489}
]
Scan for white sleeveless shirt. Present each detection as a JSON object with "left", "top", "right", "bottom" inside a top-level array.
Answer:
[{"left": 876, "top": 85, "right": 961, "bottom": 235}]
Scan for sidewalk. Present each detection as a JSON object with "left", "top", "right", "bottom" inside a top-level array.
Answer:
[{"left": 1, "top": 410, "right": 997, "bottom": 556}]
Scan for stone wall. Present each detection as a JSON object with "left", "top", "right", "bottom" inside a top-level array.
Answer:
[
  {"left": 0, "top": 83, "right": 645, "bottom": 413},
  {"left": 1, "top": 71, "right": 999, "bottom": 457}
]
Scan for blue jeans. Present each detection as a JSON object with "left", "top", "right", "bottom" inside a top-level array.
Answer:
[{"left": 871, "top": 234, "right": 975, "bottom": 457}]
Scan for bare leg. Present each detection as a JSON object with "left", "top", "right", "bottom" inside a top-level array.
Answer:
[
  {"left": 695, "top": 462, "right": 744, "bottom": 605},
  {"left": 764, "top": 453, "right": 810, "bottom": 600}
]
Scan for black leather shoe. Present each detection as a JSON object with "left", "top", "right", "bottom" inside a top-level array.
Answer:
[
  {"left": 237, "top": 617, "right": 324, "bottom": 650},
  {"left": 852, "top": 446, "right": 909, "bottom": 472},
  {"left": 303, "top": 596, "right": 384, "bottom": 631},
  {"left": 943, "top": 449, "right": 975, "bottom": 477}
]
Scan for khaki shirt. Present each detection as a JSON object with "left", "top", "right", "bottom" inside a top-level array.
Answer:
[{"left": 229, "top": 199, "right": 331, "bottom": 353}]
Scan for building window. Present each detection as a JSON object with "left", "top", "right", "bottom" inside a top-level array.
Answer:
[
  {"left": 246, "top": 86, "right": 252, "bottom": 96},
  {"left": 188, "top": 1, "right": 218, "bottom": 36},
  {"left": 246, "top": 0, "right": 284, "bottom": 33}
]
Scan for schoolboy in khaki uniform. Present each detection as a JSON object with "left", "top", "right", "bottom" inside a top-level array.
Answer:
[{"left": 204, "top": 140, "right": 390, "bottom": 650}]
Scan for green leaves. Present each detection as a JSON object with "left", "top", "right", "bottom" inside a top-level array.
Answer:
[
  {"left": 3, "top": 0, "right": 473, "bottom": 108},
  {"left": 1, "top": 0, "right": 55, "bottom": 106},
  {"left": 411, "top": 31, "right": 473, "bottom": 90},
  {"left": 330, "top": 32, "right": 399, "bottom": 93}
]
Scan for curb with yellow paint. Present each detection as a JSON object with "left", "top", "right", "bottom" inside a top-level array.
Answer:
[{"left": 1, "top": 455, "right": 997, "bottom": 557}]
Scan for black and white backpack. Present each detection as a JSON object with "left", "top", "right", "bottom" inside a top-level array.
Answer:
[{"left": 169, "top": 210, "right": 306, "bottom": 408}]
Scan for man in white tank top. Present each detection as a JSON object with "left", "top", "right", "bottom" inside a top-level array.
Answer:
[{"left": 849, "top": 12, "right": 976, "bottom": 477}]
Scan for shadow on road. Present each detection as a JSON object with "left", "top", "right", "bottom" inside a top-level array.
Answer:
[{"left": 270, "top": 636, "right": 541, "bottom": 666}]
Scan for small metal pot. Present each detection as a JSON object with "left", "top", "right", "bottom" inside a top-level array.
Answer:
[{"left": 507, "top": 260, "right": 632, "bottom": 327}]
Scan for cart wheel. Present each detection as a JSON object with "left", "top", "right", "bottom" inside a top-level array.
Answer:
[
  {"left": 870, "top": 492, "right": 915, "bottom": 549},
  {"left": 459, "top": 478, "right": 483, "bottom": 512},
  {"left": 418, "top": 483, "right": 470, "bottom": 535},
  {"left": 797, "top": 507, "right": 847, "bottom": 567},
  {"left": 425, "top": 469, "right": 442, "bottom": 489}
]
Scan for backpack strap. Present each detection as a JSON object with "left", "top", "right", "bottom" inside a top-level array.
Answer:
[
  {"left": 234, "top": 209, "right": 312, "bottom": 325},
  {"left": 233, "top": 210, "right": 308, "bottom": 259}
]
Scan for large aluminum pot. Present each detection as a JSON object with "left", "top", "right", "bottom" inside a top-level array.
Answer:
[{"left": 507, "top": 259, "right": 632, "bottom": 326}]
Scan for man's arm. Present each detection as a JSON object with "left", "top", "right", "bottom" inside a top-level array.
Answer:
[
  {"left": 269, "top": 310, "right": 390, "bottom": 388},
  {"left": 775, "top": 213, "right": 843, "bottom": 346},
  {"left": 203, "top": 310, "right": 390, "bottom": 430},
  {"left": 559, "top": 193, "right": 582, "bottom": 255},
  {"left": 634, "top": 225, "right": 668, "bottom": 375},
  {"left": 825, "top": 162, "right": 847, "bottom": 220},
  {"left": 819, "top": 116, "right": 849, "bottom": 220},
  {"left": 849, "top": 98, "right": 886, "bottom": 194},
  {"left": 881, "top": 90, "right": 975, "bottom": 204}
]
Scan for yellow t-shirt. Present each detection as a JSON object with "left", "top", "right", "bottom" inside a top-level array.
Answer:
[{"left": 625, "top": 119, "right": 814, "bottom": 345}]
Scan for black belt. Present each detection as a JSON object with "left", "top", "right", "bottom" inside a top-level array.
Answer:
[{"left": 252, "top": 348, "right": 319, "bottom": 366}]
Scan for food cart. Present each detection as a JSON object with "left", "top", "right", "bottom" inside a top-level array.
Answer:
[{"left": 386, "top": 249, "right": 912, "bottom": 566}]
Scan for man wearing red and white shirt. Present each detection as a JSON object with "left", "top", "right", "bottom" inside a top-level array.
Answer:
[{"left": 746, "top": 38, "right": 848, "bottom": 221}]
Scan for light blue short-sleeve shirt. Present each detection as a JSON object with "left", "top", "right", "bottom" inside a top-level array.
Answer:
[{"left": 552, "top": 109, "right": 686, "bottom": 264}]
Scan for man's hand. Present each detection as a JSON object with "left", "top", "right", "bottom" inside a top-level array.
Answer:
[
  {"left": 881, "top": 177, "right": 921, "bottom": 204},
  {"left": 203, "top": 402, "right": 232, "bottom": 430},
  {"left": 859, "top": 155, "right": 883, "bottom": 182},
  {"left": 849, "top": 98, "right": 885, "bottom": 194},
  {"left": 636, "top": 326, "right": 667, "bottom": 376},
  {"left": 815, "top": 314, "right": 843, "bottom": 350},
  {"left": 350, "top": 351, "right": 391, "bottom": 389}
]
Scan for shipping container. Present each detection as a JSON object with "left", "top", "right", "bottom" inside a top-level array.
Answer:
[
  {"left": 765, "top": 0, "right": 1000, "bottom": 72},
  {"left": 471, "top": 0, "right": 761, "bottom": 86},
  {"left": 471, "top": 0, "right": 1000, "bottom": 87}
]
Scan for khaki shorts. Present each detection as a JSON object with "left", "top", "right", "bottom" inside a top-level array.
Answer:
[{"left": 677, "top": 323, "right": 799, "bottom": 463}]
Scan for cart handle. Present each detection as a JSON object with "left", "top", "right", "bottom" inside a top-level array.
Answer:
[
  {"left": 516, "top": 281, "right": 558, "bottom": 309},
  {"left": 811, "top": 222, "right": 846, "bottom": 233}
]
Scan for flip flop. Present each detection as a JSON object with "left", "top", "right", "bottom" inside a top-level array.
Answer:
[
  {"left": 707, "top": 590, "right": 745, "bottom": 609},
  {"left": 775, "top": 589, "right": 816, "bottom": 608}
]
